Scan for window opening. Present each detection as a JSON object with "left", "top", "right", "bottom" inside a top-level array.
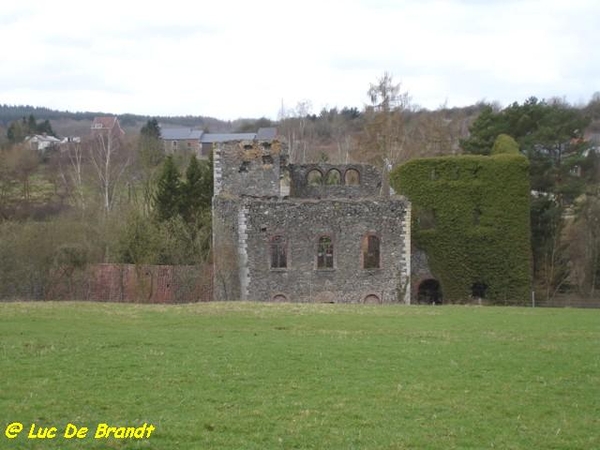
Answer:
[
  {"left": 270, "top": 236, "right": 287, "bottom": 269},
  {"left": 325, "top": 169, "right": 341, "bottom": 185},
  {"left": 363, "top": 235, "right": 380, "bottom": 269},
  {"left": 239, "top": 161, "right": 250, "bottom": 172},
  {"left": 344, "top": 168, "right": 360, "bottom": 185},
  {"left": 307, "top": 169, "right": 323, "bottom": 186},
  {"left": 317, "top": 236, "right": 334, "bottom": 269}
]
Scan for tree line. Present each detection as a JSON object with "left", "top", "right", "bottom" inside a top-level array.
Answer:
[
  {"left": 0, "top": 116, "right": 213, "bottom": 299},
  {"left": 1, "top": 77, "right": 600, "bottom": 302}
]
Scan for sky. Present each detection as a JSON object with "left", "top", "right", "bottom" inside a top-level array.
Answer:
[{"left": 1, "top": 0, "right": 599, "bottom": 121}]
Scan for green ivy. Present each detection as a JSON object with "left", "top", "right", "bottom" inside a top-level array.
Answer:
[{"left": 390, "top": 153, "right": 531, "bottom": 304}]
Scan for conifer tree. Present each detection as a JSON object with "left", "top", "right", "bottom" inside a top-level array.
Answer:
[
  {"left": 180, "top": 154, "right": 213, "bottom": 224},
  {"left": 154, "top": 156, "right": 181, "bottom": 222}
]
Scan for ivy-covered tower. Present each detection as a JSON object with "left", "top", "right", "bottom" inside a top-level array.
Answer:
[{"left": 391, "top": 147, "right": 531, "bottom": 305}]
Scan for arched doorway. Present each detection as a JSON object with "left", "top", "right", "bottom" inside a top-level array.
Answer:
[
  {"left": 471, "top": 282, "right": 487, "bottom": 299},
  {"left": 417, "top": 279, "right": 443, "bottom": 305}
]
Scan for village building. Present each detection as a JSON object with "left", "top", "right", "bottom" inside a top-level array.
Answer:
[
  {"left": 91, "top": 116, "right": 125, "bottom": 138},
  {"left": 160, "top": 127, "right": 277, "bottom": 160}
]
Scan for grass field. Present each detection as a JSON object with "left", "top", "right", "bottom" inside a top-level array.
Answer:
[{"left": 0, "top": 302, "right": 598, "bottom": 449}]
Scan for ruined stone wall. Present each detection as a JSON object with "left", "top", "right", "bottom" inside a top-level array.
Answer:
[
  {"left": 289, "top": 164, "right": 381, "bottom": 198},
  {"left": 212, "top": 140, "right": 412, "bottom": 304},
  {"left": 213, "top": 140, "right": 285, "bottom": 198},
  {"left": 212, "top": 197, "right": 242, "bottom": 301},
  {"left": 240, "top": 197, "right": 411, "bottom": 303}
]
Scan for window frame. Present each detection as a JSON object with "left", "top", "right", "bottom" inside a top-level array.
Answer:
[
  {"left": 362, "top": 233, "right": 381, "bottom": 269},
  {"left": 344, "top": 168, "right": 361, "bottom": 186},
  {"left": 316, "top": 235, "right": 335, "bottom": 269},
  {"left": 269, "top": 235, "right": 288, "bottom": 270},
  {"left": 307, "top": 169, "right": 323, "bottom": 186}
]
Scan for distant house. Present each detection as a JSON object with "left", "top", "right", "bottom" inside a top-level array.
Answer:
[
  {"left": 160, "top": 128, "right": 204, "bottom": 156},
  {"left": 24, "top": 134, "right": 62, "bottom": 153},
  {"left": 160, "top": 126, "right": 278, "bottom": 159},
  {"left": 91, "top": 116, "right": 125, "bottom": 138}
]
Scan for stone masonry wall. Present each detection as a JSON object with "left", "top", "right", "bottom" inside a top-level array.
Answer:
[
  {"left": 214, "top": 140, "right": 285, "bottom": 198},
  {"left": 241, "top": 197, "right": 410, "bottom": 303},
  {"left": 289, "top": 164, "right": 382, "bottom": 199},
  {"left": 212, "top": 197, "right": 242, "bottom": 301}
]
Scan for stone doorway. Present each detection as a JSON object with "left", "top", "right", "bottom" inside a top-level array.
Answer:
[{"left": 417, "top": 279, "right": 443, "bottom": 305}]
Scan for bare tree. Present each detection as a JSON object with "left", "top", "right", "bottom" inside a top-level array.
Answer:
[
  {"left": 357, "top": 72, "right": 414, "bottom": 194},
  {"left": 88, "top": 128, "right": 130, "bottom": 216},
  {"left": 566, "top": 191, "right": 600, "bottom": 297},
  {"left": 278, "top": 100, "right": 314, "bottom": 163},
  {"left": 54, "top": 141, "right": 87, "bottom": 212}
]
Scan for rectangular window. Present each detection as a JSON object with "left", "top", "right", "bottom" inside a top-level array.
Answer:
[
  {"left": 271, "top": 236, "right": 287, "bottom": 269},
  {"left": 363, "top": 235, "right": 380, "bottom": 269},
  {"left": 317, "top": 236, "right": 334, "bottom": 269}
]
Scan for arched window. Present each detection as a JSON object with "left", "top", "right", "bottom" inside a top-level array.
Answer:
[
  {"left": 362, "top": 234, "right": 380, "bottom": 269},
  {"left": 307, "top": 169, "right": 323, "bottom": 186},
  {"left": 317, "top": 236, "right": 334, "bottom": 269},
  {"left": 344, "top": 168, "right": 360, "bottom": 185},
  {"left": 270, "top": 235, "right": 287, "bottom": 269},
  {"left": 325, "top": 169, "right": 341, "bottom": 185}
]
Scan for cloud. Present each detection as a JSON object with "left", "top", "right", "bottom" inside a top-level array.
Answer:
[{"left": 1, "top": 0, "right": 599, "bottom": 119}]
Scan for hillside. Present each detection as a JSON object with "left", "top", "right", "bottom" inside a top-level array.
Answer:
[{"left": 0, "top": 104, "right": 239, "bottom": 138}]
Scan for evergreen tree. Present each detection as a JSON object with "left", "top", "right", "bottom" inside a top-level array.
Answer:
[
  {"left": 37, "top": 119, "right": 56, "bottom": 136},
  {"left": 180, "top": 154, "right": 213, "bottom": 224},
  {"left": 27, "top": 114, "right": 37, "bottom": 134},
  {"left": 460, "top": 97, "right": 592, "bottom": 299},
  {"left": 140, "top": 118, "right": 161, "bottom": 140},
  {"left": 154, "top": 156, "right": 181, "bottom": 222},
  {"left": 136, "top": 119, "right": 164, "bottom": 216},
  {"left": 6, "top": 114, "right": 56, "bottom": 143}
]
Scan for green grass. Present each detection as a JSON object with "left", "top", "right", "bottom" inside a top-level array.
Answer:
[{"left": 1, "top": 302, "right": 598, "bottom": 449}]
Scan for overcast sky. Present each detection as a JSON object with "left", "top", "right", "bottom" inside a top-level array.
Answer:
[{"left": 1, "top": 0, "right": 598, "bottom": 120}]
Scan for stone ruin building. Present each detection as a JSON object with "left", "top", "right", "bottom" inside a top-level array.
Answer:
[{"left": 212, "top": 136, "right": 412, "bottom": 304}]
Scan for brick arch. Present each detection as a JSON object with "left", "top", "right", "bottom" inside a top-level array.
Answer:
[
  {"left": 307, "top": 169, "right": 323, "bottom": 186},
  {"left": 325, "top": 168, "right": 342, "bottom": 185},
  {"left": 344, "top": 168, "right": 361, "bottom": 185},
  {"left": 363, "top": 293, "right": 381, "bottom": 304},
  {"left": 271, "top": 293, "right": 289, "bottom": 303}
]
